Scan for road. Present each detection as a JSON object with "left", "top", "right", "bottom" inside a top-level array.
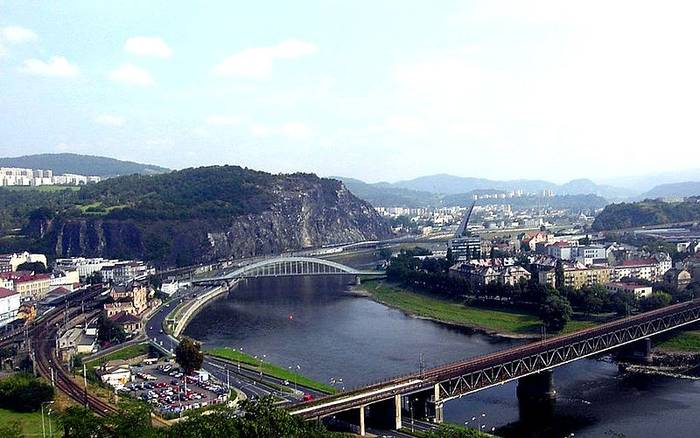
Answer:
[{"left": 144, "top": 285, "right": 327, "bottom": 404}]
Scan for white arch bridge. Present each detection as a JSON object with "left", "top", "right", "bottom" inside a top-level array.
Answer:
[{"left": 192, "top": 256, "right": 385, "bottom": 285}]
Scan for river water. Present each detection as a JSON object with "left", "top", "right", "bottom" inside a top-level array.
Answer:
[{"left": 185, "top": 258, "right": 700, "bottom": 437}]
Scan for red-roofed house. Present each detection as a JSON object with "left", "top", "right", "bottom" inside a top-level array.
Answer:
[
  {"left": 0, "top": 272, "right": 52, "bottom": 301},
  {"left": 0, "top": 287, "right": 20, "bottom": 327}
]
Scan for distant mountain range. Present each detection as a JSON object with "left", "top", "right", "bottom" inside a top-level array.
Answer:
[
  {"left": 334, "top": 176, "right": 609, "bottom": 209},
  {"left": 338, "top": 173, "right": 700, "bottom": 207},
  {"left": 0, "top": 153, "right": 170, "bottom": 177},
  {"left": 389, "top": 174, "right": 634, "bottom": 199},
  {"left": 640, "top": 181, "right": 700, "bottom": 200}
]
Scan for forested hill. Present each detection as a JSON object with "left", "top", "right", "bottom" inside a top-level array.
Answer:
[
  {"left": 592, "top": 197, "right": 700, "bottom": 231},
  {"left": 0, "top": 153, "right": 169, "bottom": 177},
  {"left": 0, "top": 166, "right": 391, "bottom": 266}
]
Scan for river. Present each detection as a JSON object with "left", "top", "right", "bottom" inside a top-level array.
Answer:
[{"left": 185, "top": 261, "right": 700, "bottom": 437}]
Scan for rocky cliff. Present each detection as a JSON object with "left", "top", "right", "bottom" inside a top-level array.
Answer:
[{"left": 23, "top": 167, "right": 391, "bottom": 266}]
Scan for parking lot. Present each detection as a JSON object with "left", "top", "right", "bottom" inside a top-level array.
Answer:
[{"left": 118, "top": 362, "right": 230, "bottom": 416}]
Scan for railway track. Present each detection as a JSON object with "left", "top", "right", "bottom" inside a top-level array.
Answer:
[{"left": 31, "top": 309, "right": 118, "bottom": 417}]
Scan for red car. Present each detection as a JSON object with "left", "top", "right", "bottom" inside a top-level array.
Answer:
[{"left": 302, "top": 393, "right": 314, "bottom": 401}]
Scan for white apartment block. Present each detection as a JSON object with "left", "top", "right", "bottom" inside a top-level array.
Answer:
[
  {"left": 0, "top": 167, "right": 101, "bottom": 187},
  {"left": 55, "top": 257, "right": 118, "bottom": 279}
]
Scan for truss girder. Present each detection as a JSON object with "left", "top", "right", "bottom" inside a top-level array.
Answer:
[{"left": 436, "top": 306, "right": 700, "bottom": 402}]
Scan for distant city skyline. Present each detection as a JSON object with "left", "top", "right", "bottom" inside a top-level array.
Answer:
[{"left": 2, "top": 1, "right": 700, "bottom": 183}]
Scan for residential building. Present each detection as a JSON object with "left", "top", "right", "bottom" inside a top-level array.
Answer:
[
  {"left": 448, "top": 236, "right": 482, "bottom": 261},
  {"left": 0, "top": 252, "right": 47, "bottom": 272},
  {"left": 450, "top": 263, "right": 531, "bottom": 290},
  {"left": 49, "top": 269, "right": 80, "bottom": 291},
  {"left": 104, "top": 281, "right": 148, "bottom": 317},
  {"left": 0, "top": 272, "right": 52, "bottom": 301},
  {"left": 0, "top": 288, "right": 20, "bottom": 327},
  {"left": 0, "top": 166, "right": 100, "bottom": 187},
  {"left": 612, "top": 258, "right": 663, "bottom": 282},
  {"left": 664, "top": 268, "right": 692, "bottom": 291},
  {"left": 109, "top": 311, "right": 142, "bottom": 335},
  {"left": 521, "top": 231, "right": 552, "bottom": 251},
  {"left": 55, "top": 257, "right": 118, "bottom": 279},
  {"left": 539, "top": 266, "right": 612, "bottom": 289},
  {"left": 605, "top": 281, "right": 653, "bottom": 298},
  {"left": 547, "top": 241, "right": 577, "bottom": 260},
  {"left": 101, "top": 261, "right": 153, "bottom": 284}
]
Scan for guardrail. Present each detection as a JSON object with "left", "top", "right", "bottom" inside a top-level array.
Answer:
[{"left": 172, "top": 281, "right": 239, "bottom": 337}]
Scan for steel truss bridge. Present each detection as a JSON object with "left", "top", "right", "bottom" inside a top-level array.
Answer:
[
  {"left": 290, "top": 299, "right": 700, "bottom": 421},
  {"left": 193, "top": 256, "right": 383, "bottom": 284}
]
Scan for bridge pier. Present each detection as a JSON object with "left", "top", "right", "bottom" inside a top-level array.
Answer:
[
  {"left": 617, "top": 337, "right": 652, "bottom": 364},
  {"left": 355, "top": 275, "right": 361, "bottom": 286},
  {"left": 517, "top": 370, "right": 556, "bottom": 422},
  {"left": 335, "top": 406, "right": 366, "bottom": 436},
  {"left": 365, "top": 394, "right": 402, "bottom": 430},
  {"left": 406, "top": 385, "right": 443, "bottom": 424}
]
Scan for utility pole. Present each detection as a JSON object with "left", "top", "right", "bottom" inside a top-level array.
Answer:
[{"left": 83, "top": 363, "right": 88, "bottom": 407}]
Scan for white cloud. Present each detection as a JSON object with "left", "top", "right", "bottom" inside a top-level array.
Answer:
[
  {"left": 95, "top": 114, "right": 125, "bottom": 127},
  {"left": 213, "top": 39, "right": 317, "bottom": 79},
  {"left": 108, "top": 64, "right": 154, "bottom": 86},
  {"left": 205, "top": 115, "right": 242, "bottom": 126},
  {"left": 1, "top": 26, "right": 38, "bottom": 44},
  {"left": 20, "top": 56, "right": 79, "bottom": 77},
  {"left": 124, "top": 37, "right": 172, "bottom": 58}
]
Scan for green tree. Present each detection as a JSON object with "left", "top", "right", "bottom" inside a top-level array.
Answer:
[
  {"left": 0, "top": 372, "right": 54, "bottom": 412},
  {"left": 539, "top": 293, "right": 573, "bottom": 333},
  {"left": 0, "top": 420, "right": 22, "bottom": 438},
  {"left": 554, "top": 260, "right": 565, "bottom": 290},
  {"left": 175, "top": 337, "right": 204, "bottom": 374},
  {"left": 15, "top": 261, "right": 47, "bottom": 273},
  {"left": 425, "top": 423, "right": 490, "bottom": 437},
  {"left": 378, "top": 248, "right": 393, "bottom": 261},
  {"left": 640, "top": 291, "right": 672, "bottom": 311},
  {"left": 97, "top": 314, "right": 126, "bottom": 343},
  {"left": 61, "top": 406, "right": 108, "bottom": 438}
]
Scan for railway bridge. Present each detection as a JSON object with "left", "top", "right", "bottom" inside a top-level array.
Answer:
[
  {"left": 289, "top": 299, "right": 700, "bottom": 435},
  {"left": 192, "top": 256, "right": 384, "bottom": 286}
]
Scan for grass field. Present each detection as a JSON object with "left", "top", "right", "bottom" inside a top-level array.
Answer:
[
  {"left": 84, "top": 343, "right": 151, "bottom": 368},
  {"left": 0, "top": 408, "right": 54, "bottom": 437},
  {"left": 362, "top": 281, "right": 595, "bottom": 336},
  {"left": 206, "top": 347, "right": 337, "bottom": 394},
  {"left": 657, "top": 331, "right": 700, "bottom": 352},
  {"left": 2, "top": 184, "right": 80, "bottom": 192}
]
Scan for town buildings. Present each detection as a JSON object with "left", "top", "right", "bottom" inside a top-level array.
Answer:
[
  {"left": 605, "top": 281, "right": 653, "bottom": 298},
  {"left": 104, "top": 281, "right": 149, "bottom": 317},
  {"left": 0, "top": 252, "right": 47, "bottom": 273},
  {"left": 0, "top": 287, "right": 20, "bottom": 327},
  {"left": 0, "top": 271, "right": 52, "bottom": 301},
  {"left": 0, "top": 166, "right": 100, "bottom": 187},
  {"left": 57, "top": 326, "right": 99, "bottom": 360},
  {"left": 449, "top": 236, "right": 482, "bottom": 261},
  {"left": 450, "top": 262, "right": 531, "bottom": 290}
]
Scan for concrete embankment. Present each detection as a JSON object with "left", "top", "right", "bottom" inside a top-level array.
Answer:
[{"left": 173, "top": 281, "right": 239, "bottom": 337}]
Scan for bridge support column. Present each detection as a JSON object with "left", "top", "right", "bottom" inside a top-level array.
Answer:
[
  {"left": 618, "top": 337, "right": 652, "bottom": 364},
  {"left": 517, "top": 370, "right": 556, "bottom": 423},
  {"left": 355, "top": 275, "right": 361, "bottom": 286},
  {"left": 365, "top": 395, "right": 402, "bottom": 430},
  {"left": 434, "top": 384, "right": 444, "bottom": 424},
  {"left": 359, "top": 405, "right": 365, "bottom": 436}
]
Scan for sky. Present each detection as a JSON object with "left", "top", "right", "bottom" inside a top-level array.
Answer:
[{"left": 2, "top": 1, "right": 700, "bottom": 184}]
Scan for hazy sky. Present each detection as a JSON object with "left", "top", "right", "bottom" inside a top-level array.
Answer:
[{"left": 2, "top": 1, "right": 700, "bottom": 183}]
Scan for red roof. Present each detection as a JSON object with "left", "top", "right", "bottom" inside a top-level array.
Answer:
[
  {"left": 621, "top": 258, "right": 656, "bottom": 267},
  {"left": 0, "top": 287, "right": 17, "bottom": 299}
]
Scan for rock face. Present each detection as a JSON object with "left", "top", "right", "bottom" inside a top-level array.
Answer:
[{"left": 28, "top": 175, "right": 391, "bottom": 266}]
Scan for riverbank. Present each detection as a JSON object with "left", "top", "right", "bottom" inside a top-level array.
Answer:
[
  {"left": 206, "top": 347, "right": 337, "bottom": 394},
  {"left": 358, "top": 280, "right": 595, "bottom": 338}
]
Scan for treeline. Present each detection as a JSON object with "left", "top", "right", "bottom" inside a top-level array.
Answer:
[
  {"left": 384, "top": 249, "right": 700, "bottom": 333},
  {"left": 592, "top": 197, "right": 700, "bottom": 231}
]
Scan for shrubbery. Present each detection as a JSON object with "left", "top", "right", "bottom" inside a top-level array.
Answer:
[{"left": 0, "top": 373, "right": 54, "bottom": 412}]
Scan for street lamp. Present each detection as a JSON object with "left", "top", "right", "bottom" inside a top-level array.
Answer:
[{"left": 41, "top": 401, "right": 54, "bottom": 438}]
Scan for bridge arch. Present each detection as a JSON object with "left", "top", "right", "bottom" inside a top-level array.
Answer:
[{"left": 198, "top": 256, "right": 383, "bottom": 284}]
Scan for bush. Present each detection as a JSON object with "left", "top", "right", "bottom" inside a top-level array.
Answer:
[{"left": 0, "top": 373, "right": 54, "bottom": 412}]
